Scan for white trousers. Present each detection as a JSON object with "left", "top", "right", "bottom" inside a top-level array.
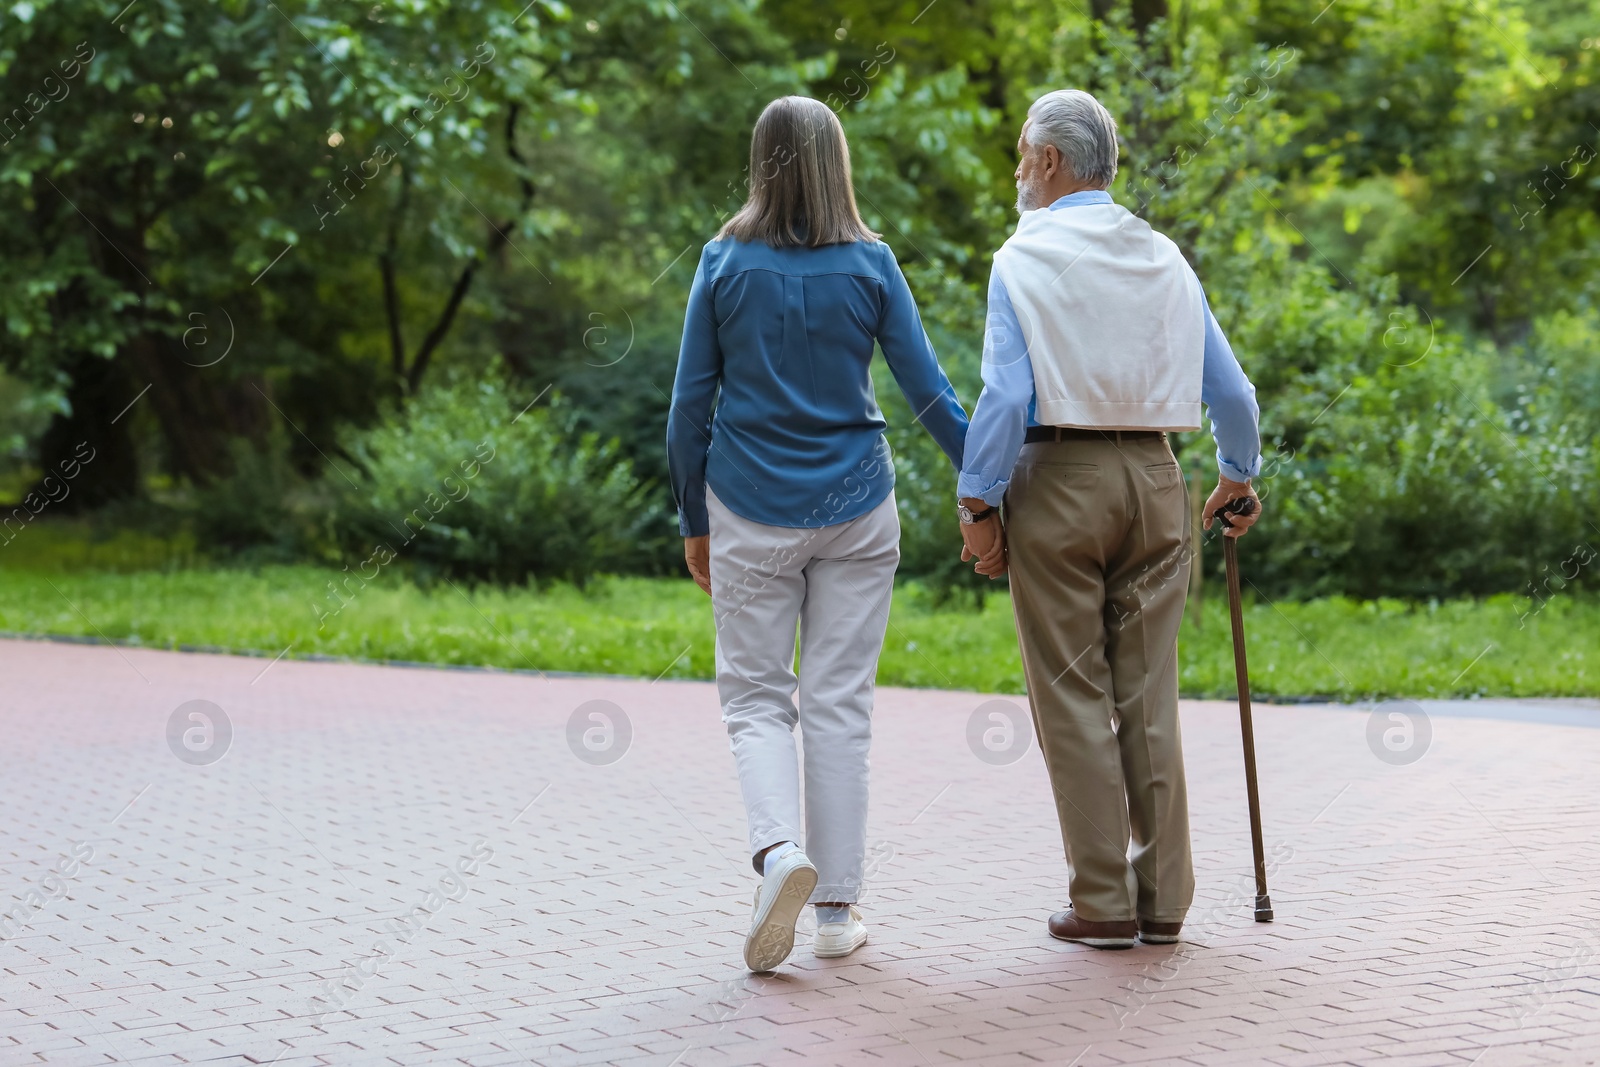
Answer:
[{"left": 707, "top": 486, "right": 900, "bottom": 903}]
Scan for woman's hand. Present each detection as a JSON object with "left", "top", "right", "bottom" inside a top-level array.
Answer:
[{"left": 684, "top": 536, "right": 712, "bottom": 596}]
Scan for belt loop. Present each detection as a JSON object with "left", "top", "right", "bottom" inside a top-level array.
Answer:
[{"left": 1054, "top": 426, "right": 1063, "bottom": 443}]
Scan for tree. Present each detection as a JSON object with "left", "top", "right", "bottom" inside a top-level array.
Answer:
[{"left": 0, "top": 0, "right": 565, "bottom": 504}]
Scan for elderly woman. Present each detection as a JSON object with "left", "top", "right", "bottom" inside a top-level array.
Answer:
[{"left": 667, "top": 95, "right": 968, "bottom": 972}]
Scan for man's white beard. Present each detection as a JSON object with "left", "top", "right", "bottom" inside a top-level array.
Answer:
[{"left": 1016, "top": 175, "right": 1048, "bottom": 213}]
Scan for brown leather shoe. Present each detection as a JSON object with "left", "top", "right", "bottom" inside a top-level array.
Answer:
[
  {"left": 1138, "top": 919, "right": 1183, "bottom": 944},
  {"left": 1047, "top": 908, "right": 1136, "bottom": 949}
]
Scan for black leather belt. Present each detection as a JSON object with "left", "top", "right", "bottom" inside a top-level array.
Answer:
[{"left": 1023, "top": 426, "right": 1166, "bottom": 444}]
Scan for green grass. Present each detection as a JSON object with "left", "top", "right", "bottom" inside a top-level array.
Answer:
[{"left": 2, "top": 525, "right": 1593, "bottom": 699}]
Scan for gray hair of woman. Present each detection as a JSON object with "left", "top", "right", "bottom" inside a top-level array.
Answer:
[{"left": 719, "top": 96, "right": 879, "bottom": 248}]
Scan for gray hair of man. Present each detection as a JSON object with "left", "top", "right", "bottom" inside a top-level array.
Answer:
[{"left": 1022, "top": 89, "right": 1120, "bottom": 189}]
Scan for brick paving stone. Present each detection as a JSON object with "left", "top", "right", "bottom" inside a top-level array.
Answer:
[{"left": 2, "top": 639, "right": 1599, "bottom": 1066}]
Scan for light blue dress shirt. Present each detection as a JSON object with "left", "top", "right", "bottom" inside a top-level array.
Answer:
[{"left": 958, "top": 190, "right": 1262, "bottom": 507}]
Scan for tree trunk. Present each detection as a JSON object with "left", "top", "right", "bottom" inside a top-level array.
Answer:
[
  {"left": 122, "top": 331, "right": 239, "bottom": 486},
  {"left": 389, "top": 111, "right": 535, "bottom": 395},
  {"left": 72, "top": 181, "right": 247, "bottom": 490},
  {"left": 1132, "top": 0, "right": 1168, "bottom": 34},
  {"left": 30, "top": 351, "right": 141, "bottom": 512},
  {"left": 1092, "top": 0, "right": 1169, "bottom": 36}
]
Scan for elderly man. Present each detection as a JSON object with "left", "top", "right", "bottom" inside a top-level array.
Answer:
[{"left": 956, "top": 89, "right": 1263, "bottom": 948}]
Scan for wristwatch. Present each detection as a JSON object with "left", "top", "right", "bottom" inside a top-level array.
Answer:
[{"left": 958, "top": 503, "right": 997, "bottom": 525}]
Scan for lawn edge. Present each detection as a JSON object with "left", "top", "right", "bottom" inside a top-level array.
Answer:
[{"left": 0, "top": 626, "right": 1386, "bottom": 703}]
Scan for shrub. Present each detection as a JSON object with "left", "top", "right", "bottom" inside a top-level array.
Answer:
[
  {"left": 1238, "top": 328, "right": 1598, "bottom": 600},
  {"left": 190, "top": 434, "right": 305, "bottom": 562},
  {"left": 322, "top": 367, "right": 668, "bottom": 585}
]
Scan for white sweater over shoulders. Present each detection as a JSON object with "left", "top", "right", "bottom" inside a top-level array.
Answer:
[{"left": 992, "top": 201, "right": 1205, "bottom": 431}]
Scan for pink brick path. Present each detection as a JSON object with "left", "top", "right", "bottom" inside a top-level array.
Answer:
[{"left": 1, "top": 637, "right": 1597, "bottom": 1066}]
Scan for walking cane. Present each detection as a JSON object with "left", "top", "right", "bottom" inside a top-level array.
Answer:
[{"left": 1213, "top": 496, "right": 1273, "bottom": 923}]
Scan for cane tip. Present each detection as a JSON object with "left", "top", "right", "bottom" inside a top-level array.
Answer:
[{"left": 1254, "top": 894, "right": 1274, "bottom": 923}]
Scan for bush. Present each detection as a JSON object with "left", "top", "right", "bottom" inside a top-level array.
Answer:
[
  {"left": 885, "top": 419, "right": 990, "bottom": 606},
  {"left": 190, "top": 434, "right": 305, "bottom": 562},
  {"left": 1239, "top": 325, "right": 1598, "bottom": 600},
  {"left": 322, "top": 367, "right": 668, "bottom": 585},
  {"left": 882, "top": 246, "right": 1600, "bottom": 604}
]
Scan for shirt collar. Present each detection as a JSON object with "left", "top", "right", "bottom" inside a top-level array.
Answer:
[{"left": 1047, "top": 190, "right": 1115, "bottom": 210}]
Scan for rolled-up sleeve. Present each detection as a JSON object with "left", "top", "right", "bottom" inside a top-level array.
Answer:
[
  {"left": 1197, "top": 280, "right": 1261, "bottom": 483},
  {"left": 666, "top": 247, "right": 721, "bottom": 537},
  {"left": 957, "top": 270, "right": 1034, "bottom": 506}
]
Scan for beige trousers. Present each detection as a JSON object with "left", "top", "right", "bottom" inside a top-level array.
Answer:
[{"left": 1005, "top": 432, "right": 1195, "bottom": 924}]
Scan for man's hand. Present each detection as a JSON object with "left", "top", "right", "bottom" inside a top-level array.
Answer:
[
  {"left": 958, "top": 498, "right": 1007, "bottom": 578},
  {"left": 684, "top": 535, "right": 712, "bottom": 595},
  {"left": 1202, "top": 476, "right": 1261, "bottom": 538}
]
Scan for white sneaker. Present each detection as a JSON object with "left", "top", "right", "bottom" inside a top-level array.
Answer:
[
  {"left": 743, "top": 847, "right": 818, "bottom": 972},
  {"left": 813, "top": 906, "right": 868, "bottom": 958}
]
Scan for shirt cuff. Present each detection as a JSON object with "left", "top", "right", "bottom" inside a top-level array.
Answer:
[
  {"left": 1217, "top": 451, "right": 1260, "bottom": 485},
  {"left": 678, "top": 508, "right": 709, "bottom": 538},
  {"left": 956, "top": 471, "right": 1009, "bottom": 508}
]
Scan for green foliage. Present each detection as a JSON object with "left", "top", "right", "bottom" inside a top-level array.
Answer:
[
  {"left": 189, "top": 434, "right": 304, "bottom": 561},
  {"left": 3, "top": 555, "right": 1597, "bottom": 697},
  {"left": 1246, "top": 335, "right": 1600, "bottom": 598},
  {"left": 319, "top": 368, "right": 668, "bottom": 586},
  {"left": 881, "top": 409, "right": 988, "bottom": 604},
  {"left": 0, "top": 517, "right": 199, "bottom": 572},
  {"left": 2, "top": 0, "right": 1597, "bottom": 598}
]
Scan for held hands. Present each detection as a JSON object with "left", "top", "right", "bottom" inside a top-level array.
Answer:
[
  {"left": 684, "top": 535, "right": 712, "bottom": 596},
  {"left": 694, "top": 509, "right": 1017, "bottom": 589},
  {"left": 958, "top": 498, "right": 1007, "bottom": 578},
  {"left": 1202, "top": 476, "right": 1262, "bottom": 538}
]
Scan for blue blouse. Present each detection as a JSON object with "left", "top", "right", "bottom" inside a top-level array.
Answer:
[{"left": 667, "top": 237, "right": 969, "bottom": 537}]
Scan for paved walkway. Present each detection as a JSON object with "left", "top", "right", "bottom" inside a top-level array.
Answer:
[{"left": 2, "top": 638, "right": 1597, "bottom": 1067}]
